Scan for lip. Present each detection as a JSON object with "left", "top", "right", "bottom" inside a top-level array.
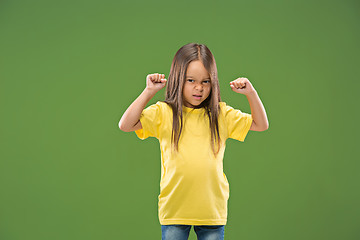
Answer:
[{"left": 193, "top": 95, "right": 202, "bottom": 100}]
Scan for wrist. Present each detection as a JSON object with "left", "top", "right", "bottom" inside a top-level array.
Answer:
[
  {"left": 143, "top": 88, "right": 158, "bottom": 97},
  {"left": 246, "top": 90, "right": 258, "bottom": 97}
]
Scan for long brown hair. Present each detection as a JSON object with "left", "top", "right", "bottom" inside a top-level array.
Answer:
[{"left": 163, "top": 42, "right": 222, "bottom": 156}]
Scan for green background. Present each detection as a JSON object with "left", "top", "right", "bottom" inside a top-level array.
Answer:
[{"left": 1, "top": 0, "right": 359, "bottom": 239}]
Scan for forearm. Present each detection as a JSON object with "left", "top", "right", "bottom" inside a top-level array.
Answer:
[
  {"left": 119, "top": 88, "right": 156, "bottom": 131},
  {"left": 246, "top": 90, "right": 269, "bottom": 130}
]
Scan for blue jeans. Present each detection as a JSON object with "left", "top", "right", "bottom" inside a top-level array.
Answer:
[{"left": 161, "top": 224, "right": 225, "bottom": 240}]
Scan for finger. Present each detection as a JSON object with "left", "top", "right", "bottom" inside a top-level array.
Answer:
[
  {"left": 231, "top": 85, "right": 239, "bottom": 92},
  {"left": 153, "top": 73, "right": 157, "bottom": 82}
]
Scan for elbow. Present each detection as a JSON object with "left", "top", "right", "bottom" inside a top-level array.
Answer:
[
  {"left": 118, "top": 121, "right": 130, "bottom": 132},
  {"left": 257, "top": 122, "right": 269, "bottom": 132},
  {"left": 262, "top": 122, "right": 269, "bottom": 131},
  {"left": 119, "top": 126, "right": 130, "bottom": 132},
  {"left": 118, "top": 122, "right": 124, "bottom": 131}
]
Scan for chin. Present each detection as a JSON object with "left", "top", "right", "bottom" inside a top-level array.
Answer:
[{"left": 190, "top": 101, "right": 204, "bottom": 108}]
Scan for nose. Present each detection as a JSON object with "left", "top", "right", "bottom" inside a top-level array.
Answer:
[{"left": 195, "top": 83, "right": 203, "bottom": 91}]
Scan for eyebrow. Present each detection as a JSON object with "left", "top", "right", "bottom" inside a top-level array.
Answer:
[{"left": 186, "top": 76, "right": 211, "bottom": 80}]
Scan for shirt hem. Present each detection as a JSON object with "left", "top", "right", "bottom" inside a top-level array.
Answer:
[{"left": 160, "top": 218, "right": 227, "bottom": 226}]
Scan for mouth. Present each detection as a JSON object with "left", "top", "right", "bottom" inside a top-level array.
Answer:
[{"left": 193, "top": 94, "right": 202, "bottom": 100}]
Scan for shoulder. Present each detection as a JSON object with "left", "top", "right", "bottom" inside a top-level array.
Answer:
[
  {"left": 146, "top": 101, "right": 172, "bottom": 116},
  {"left": 219, "top": 101, "right": 234, "bottom": 113},
  {"left": 154, "top": 101, "right": 171, "bottom": 111},
  {"left": 219, "top": 101, "right": 246, "bottom": 118},
  {"left": 146, "top": 101, "right": 168, "bottom": 109},
  {"left": 218, "top": 102, "right": 231, "bottom": 119},
  {"left": 219, "top": 101, "right": 226, "bottom": 107}
]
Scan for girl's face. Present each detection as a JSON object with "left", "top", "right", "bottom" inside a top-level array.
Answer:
[{"left": 182, "top": 60, "right": 211, "bottom": 108}]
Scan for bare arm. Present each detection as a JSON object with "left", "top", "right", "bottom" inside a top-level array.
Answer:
[
  {"left": 118, "top": 88, "right": 156, "bottom": 132},
  {"left": 247, "top": 90, "right": 269, "bottom": 131},
  {"left": 118, "top": 73, "right": 167, "bottom": 132}
]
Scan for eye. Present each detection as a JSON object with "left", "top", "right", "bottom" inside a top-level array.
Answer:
[
  {"left": 187, "top": 79, "right": 194, "bottom": 82},
  {"left": 203, "top": 80, "right": 210, "bottom": 84}
]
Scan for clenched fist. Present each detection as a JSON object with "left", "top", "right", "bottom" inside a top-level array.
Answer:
[
  {"left": 146, "top": 73, "right": 167, "bottom": 93},
  {"left": 230, "top": 77, "right": 256, "bottom": 96}
]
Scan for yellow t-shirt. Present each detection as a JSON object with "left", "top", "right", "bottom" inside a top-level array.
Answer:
[{"left": 134, "top": 101, "right": 253, "bottom": 225}]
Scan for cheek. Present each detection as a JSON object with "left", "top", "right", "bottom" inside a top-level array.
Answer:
[
  {"left": 206, "top": 86, "right": 212, "bottom": 95},
  {"left": 183, "top": 86, "right": 192, "bottom": 97},
  {"left": 184, "top": 85, "right": 189, "bottom": 91}
]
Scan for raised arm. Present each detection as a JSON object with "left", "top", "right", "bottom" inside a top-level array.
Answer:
[
  {"left": 118, "top": 73, "right": 167, "bottom": 132},
  {"left": 246, "top": 90, "right": 268, "bottom": 131},
  {"left": 230, "top": 77, "right": 269, "bottom": 132}
]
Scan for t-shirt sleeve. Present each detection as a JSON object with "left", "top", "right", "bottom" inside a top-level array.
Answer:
[
  {"left": 134, "top": 101, "right": 162, "bottom": 140},
  {"left": 223, "top": 103, "right": 253, "bottom": 142}
]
